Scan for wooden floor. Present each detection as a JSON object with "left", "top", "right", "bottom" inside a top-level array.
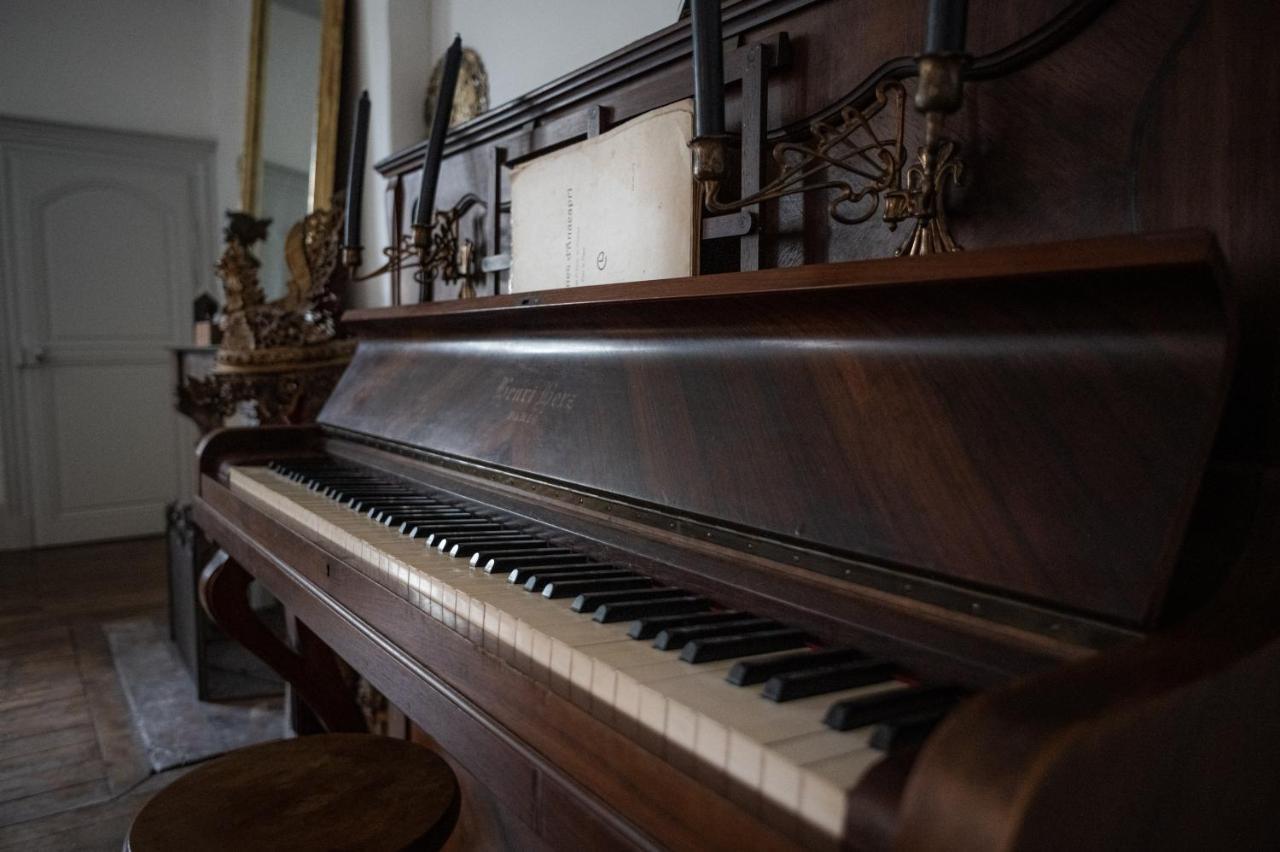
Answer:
[{"left": 0, "top": 537, "right": 193, "bottom": 850}]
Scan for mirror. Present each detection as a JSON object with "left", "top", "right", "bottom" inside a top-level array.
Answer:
[{"left": 240, "top": 0, "right": 344, "bottom": 300}]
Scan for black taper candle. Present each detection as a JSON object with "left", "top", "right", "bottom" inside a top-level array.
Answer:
[
  {"left": 414, "top": 35, "right": 463, "bottom": 244},
  {"left": 343, "top": 90, "right": 370, "bottom": 251},
  {"left": 690, "top": 0, "right": 725, "bottom": 138},
  {"left": 924, "top": 0, "right": 968, "bottom": 55}
]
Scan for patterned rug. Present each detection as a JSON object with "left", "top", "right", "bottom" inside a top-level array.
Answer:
[{"left": 103, "top": 617, "right": 284, "bottom": 771}]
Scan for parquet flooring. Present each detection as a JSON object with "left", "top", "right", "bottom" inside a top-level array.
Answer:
[{"left": 0, "top": 538, "right": 190, "bottom": 850}]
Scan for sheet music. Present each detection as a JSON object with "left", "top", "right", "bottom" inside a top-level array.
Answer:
[{"left": 509, "top": 100, "right": 697, "bottom": 292}]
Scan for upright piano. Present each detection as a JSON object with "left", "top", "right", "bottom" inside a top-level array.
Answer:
[{"left": 193, "top": 232, "right": 1280, "bottom": 850}]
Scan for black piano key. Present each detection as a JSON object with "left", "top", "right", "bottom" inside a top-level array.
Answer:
[
  {"left": 569, "top": 587, "right": 681, "bottom": 613},
  {"left": 385, "top": 510, "right": 470, "bottom": 526},
  {"left": 405, "top": 515, "right": 493, "bottom": 525},
  {"left": 390, "top": 513, "right": 474, "bottom": 528},
  {"left": 447, "top": 534, "right": 544, "bottom": 550},
  {"left": 394, "top": 511, "right": 476, "bottom": 524},
  {"left": 374, "top": 505, "right": 458, "bottom": 520},
  {"left": 322, "top": 481, "right": 387, "bottom": 492},
  {"left": 407, "top": 523, "right": 492, "bottom": 540},
  {"left": 626, "top": 610, "right": 750, "bottom": 640},
  {"left": 539, "top": 576, "right": 653, "bottom": 599},
  {"left": 344, "top": 490, "right": 423, "bottom": 501},
  {"left": 525, "top": 569, "right": 634, "bottom": 593},
  {"left": 368, "top": 498, "right": 447, "bottom": 510},
  {"left": 869, "top": 710, "right": 947, "bottom": 752},
  {"left": 328, "top": 486, "right": 387, "bottom": 498},
  {"left": 387, "top": 508, "right": 468, "bottom": 518},
  {"left": 595, "top": 596, "right": 711, "bottom": 624},
  {"left": 480, "top": 552, "right": 593, "bottom": 572},
  {"left": 435, "top": 530, "right": 526, "bottom": 549},
  {"left": 350, "top": 495, "right": 419, "bottom": 509},
  {"left": 654, "top": 618, "right": 777, "bottom": 651},
  {"left": 359, "top": 496, "right": 441, "bottom": 506},
  {"left": 343, "top": 485, "right": 419, "bottom": 492},
  {"left": 452, "top": 537, "right": 551, "bottom": 556},
  {"left": 404, "top": 516, "right": 481, "bottom": 537},
  {"left": 446, "top": 538, "right": 547, "bottom": 558},
  {"left": 761, "top": 660, "right": 898, "bottom": 702},
  {"left": 398, "top": 516, "right": 481, "bottom": 534},
  {"left": 363, "top": 493, "right": 442, "bottom": 499},
  {"left": 507, "top": 564, "right": 618, "bottom": 585},
  {"left": 437, "top": 527, "right": 527, "bottom": 547},
  {"left": 343, "top": 485, "right": 424, "bottom": 493},
  {"left": 472, "top": 546, "right": 577, "bottom": 568},
  {"left": 823, "top": 685, "right": 963, "bottom": 732},
  {"left": 430, "top": 526, "right": 524, "bottom": 539},
  {"left": 337, "top": 483, "right": 415, "bottom": 490},
  {"left": 679, "top": 628, "right": 809, "bottom": 664},
  {"left": 727, "top": 647, "right": 867, "bottom": 686},
  {"left": 412, "top": 514, "right": 501, "bottom": 527},
  {"left": 360, "top": 494, "right": 446, "bottom": 503},
  {"left": 419, "top": 524, "right": 506, "bottom": 544}
]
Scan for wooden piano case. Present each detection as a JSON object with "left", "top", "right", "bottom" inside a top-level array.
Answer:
[
  {"left": 194, "top": 232, "right": 1280, "bottom": 850},
  {"left": 194, "top": 0, "right": 1280, "bottom": 846}
]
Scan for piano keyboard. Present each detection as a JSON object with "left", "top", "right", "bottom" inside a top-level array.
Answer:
[{"left": 230, "top": 459, "right": 963, "bottom": 839}]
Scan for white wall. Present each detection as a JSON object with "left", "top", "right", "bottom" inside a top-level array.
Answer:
[
  {"left": 346, "top": 0, "right": 675, "bottom": 306},
  {"left": 348, "top": 0, "right": 434, "bottom": 299},
  {"left": 0, "top": 0, "right": 249, "bottom": 249},
  {"left": 0, "top": 0, "right": 248, "bottom": 547},
  {"left": 0, "top": 0, "right": 678, "bottom": 302},
  {"left": 430, "top": 0, "right": 676, "bottom": 109}
]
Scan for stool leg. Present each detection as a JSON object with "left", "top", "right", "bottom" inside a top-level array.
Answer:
[{"left": 200, "top": 554, "right": 367, "bottom": 733}]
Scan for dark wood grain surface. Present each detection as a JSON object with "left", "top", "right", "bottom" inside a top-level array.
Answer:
[
  {"left": 897, "top": 470, "right": 1280, "bottom": 851},
  {"left": 125, "top": 734, "right": 459, "bottom": 852},
  {"left": 0, "top": 540, "right": 201, "bottom": 849},
  {"left": 324, "top": 234, "right": 1232, "bottom": 628},
  {"left": 368, "top": 0, "right": 1280, "bottom": 480}
]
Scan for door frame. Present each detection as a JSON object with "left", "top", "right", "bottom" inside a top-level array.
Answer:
[{"left": 0, "top": 116, "right": 216, "bottom": 549}]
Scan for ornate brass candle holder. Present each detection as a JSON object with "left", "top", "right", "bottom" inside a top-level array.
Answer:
[
  {"left": 690, "top": 52, "right": 969, "bottom": 257},
  {"left": 344, "top": 193, "right": 484, "bottom": 302}
]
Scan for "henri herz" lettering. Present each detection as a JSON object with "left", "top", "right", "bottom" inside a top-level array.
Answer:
[{"left": 495, "top": 377, "right": 577, "bottom": 424}]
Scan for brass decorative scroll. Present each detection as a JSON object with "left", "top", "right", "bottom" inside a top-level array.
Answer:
[
  {"left": 699, "top": 82, "right": 909, "bottom": 227},
  {"left": 691, "top": 65, "right": 969, "bottom": 256},
  {"left": 348, "top": 194, "right": 484, "bottom": 300}
]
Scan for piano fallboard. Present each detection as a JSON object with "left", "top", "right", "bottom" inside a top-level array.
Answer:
[{"left": 329, "top": 232, "right": 1233, "bottom": 631}]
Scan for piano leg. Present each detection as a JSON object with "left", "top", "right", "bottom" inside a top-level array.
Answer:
[{"left": 199, "top": 552, "right": 367, "bottom": 733}]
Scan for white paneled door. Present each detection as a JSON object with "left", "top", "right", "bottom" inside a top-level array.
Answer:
[{"left": 0, "top": 119, "right": 214, "bottom": 547}]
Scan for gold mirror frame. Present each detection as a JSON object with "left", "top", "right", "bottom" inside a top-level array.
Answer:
[{"left": 240, "top": 0, "right": 346, "bottom": 215}]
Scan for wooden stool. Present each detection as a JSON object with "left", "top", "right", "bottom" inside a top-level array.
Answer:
[{"left": 126, "top": 734, "right": 459, "bottom": 851}]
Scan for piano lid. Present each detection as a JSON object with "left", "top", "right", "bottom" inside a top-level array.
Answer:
[{"left": 325, "top": 232, "right": 1233, "bottom": 630}]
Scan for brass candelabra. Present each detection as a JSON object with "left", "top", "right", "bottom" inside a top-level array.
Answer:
[
  {"left": 343, "top": 193, "right": 485, "bottom": 301},
  {"left": 690, "top": 53, "right": 969, "bottom": 256}
]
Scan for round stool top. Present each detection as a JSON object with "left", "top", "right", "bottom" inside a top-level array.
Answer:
[{"left": 127, "top": 734, "right": 459, "bottom": 852}]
